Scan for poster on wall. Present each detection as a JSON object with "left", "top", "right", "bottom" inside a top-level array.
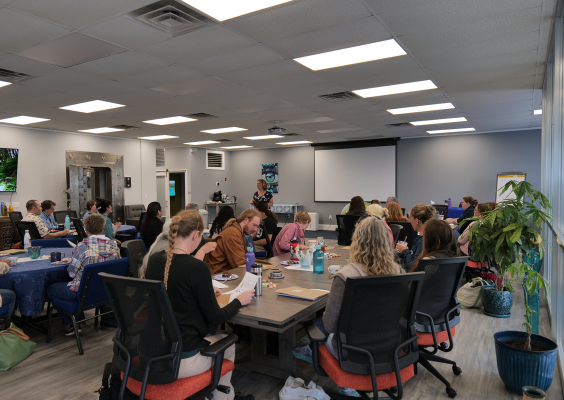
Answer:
[{"left": 262, "top": 163, "right": 278, "bottom": 194}]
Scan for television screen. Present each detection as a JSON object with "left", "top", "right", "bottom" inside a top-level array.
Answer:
[
  {"left": 0, "top": 148, "right": 18, "bottom": 192},
  {"left": 169, "top": 180, "right": 175, "bottom": 197}
]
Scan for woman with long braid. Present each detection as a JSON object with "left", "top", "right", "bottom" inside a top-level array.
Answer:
[{"left": 145, "top": 210, "right": 255, "bottom": 400}]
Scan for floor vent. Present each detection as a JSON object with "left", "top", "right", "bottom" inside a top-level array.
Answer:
[
  {"left": 385, "top": 123, "right": 411, "bottom": 127},
  {"left": 319, "top": 92, "right": 359, "bottom": 102},
  {"left": 111, "top": 125, "right": 139, "bottom": 130},
  {"left": 128, "top": 0, "right": 213, "bottom": 37},
  {"left": 187, "top": 112, "right": 218, "bottom": 119},
  {"left": 0, "top": 68, "right": 34, "bottom": 83}
]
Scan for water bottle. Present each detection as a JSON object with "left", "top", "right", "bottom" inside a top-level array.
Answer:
[
  {"left": 313, "top": 245, "right": 324, "bottom": 274},
  {"left": 251, "top": 264, "right": 263, "bottom": 296},
  {"left": 290, "top": 238, "right": 299, "bottom": 261},
  {"left": 65, "top": 215, "right": 70, "bottom": 230},
  {"left": 448, "top": 198, "right": 452, "bottom": 208},
  {"left": 245, "top": 246, "right": 255, "bottom": 273},
  {"left": 23, "top": 230, "right": 31, "bottom": 250}
]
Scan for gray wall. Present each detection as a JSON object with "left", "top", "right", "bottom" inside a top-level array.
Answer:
[
  {"left": 191, "top": 129, "right": 541, "bottom": 226},
  {"left": 189, "top": 148, "right": 232, "bottom": 209}
]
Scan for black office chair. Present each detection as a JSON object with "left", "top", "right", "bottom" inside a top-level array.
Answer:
[
  {"left": 336, "top": 215, "right": 361, "bottom": 246},
  {"left": 136, "top": 211, "right": 147, "bottom": 233},
  {"left": 433, "top": 205, "right": 449, "bottom": 219},
  {"left": 53, "top": 210, "right": 77, "bottom": 224},
  {"left": 72, "top": 218, "right": 87, "bottom": 242},
  {"left": 121, "top": 240, "right": 147, "bottom": 278},
  {"left": 100, "top": 273, "right": 238, "bottom": 400},
  {"left": 392, "top": 222, "right": 416, "bottom": 249},
  {"left": 306, "top": 272, "right": 425, "bottom": 399},
  {"left": 15, "top": 221, "right": 42, "bottom": 241},
  {"left": 413, "top": 256, "right": 469, "bottom": 398},
  {"left": 389, "top": 224, "right": 403, "bottom": 244},
  {"left": 8, "top": 211, "right": 22, "bottom": 245},
  {"left": 256, "top": 221, "right": 274, "bottom": 259}
]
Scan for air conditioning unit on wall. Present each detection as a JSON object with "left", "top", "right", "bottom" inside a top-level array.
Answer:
[{"left": 206, "top": 150, "right": 225, "bottom": 170}]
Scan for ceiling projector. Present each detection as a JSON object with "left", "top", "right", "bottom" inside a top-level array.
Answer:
[{"left": 268, "top": 121, "right": 286, "bottom": 135}]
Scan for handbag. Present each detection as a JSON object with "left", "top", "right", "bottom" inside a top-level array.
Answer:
[
  {"left": 0, "top": 323, "right": 37, "bottom": 371},
  {"left": 279, "top": 376, "right": 330, "bottom": 400},
  {"left": 457, "top": 278, "right": 493, "bottom": 309}
]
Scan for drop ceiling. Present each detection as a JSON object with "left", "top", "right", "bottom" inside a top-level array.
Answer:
[{"left": 0, "top": 0, "right": 554, "bottom": 149}]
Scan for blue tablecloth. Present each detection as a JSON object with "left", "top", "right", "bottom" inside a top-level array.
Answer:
[
  {"left": 448, "top": 207, "right": 464, "bottom": 219},
  {"left": 117, "top": 224, "right": 136, "bottom": 235},
  {"left": 0, "top": 248, "right": 70, "bottom": 316}
]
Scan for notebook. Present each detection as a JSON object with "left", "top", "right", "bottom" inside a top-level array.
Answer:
[{"left": 276, "top": 286, "right": 330, "bottom": 301}]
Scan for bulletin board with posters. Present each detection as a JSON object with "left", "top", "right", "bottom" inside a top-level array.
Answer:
[{"left": 496, "top": 172, "right": 526, "bottom": 203}]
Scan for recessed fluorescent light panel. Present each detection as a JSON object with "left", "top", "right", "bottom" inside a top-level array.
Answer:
[
  {"left": 0, "top": 80, "right": 12, "bottom": 89},
  {"left": 243, "top": 135, "right": 283, "bottom": 140},
  {"left": 353, "top": 80, "right": 437, "bottom": 98},
  {"left": 294, "top": 39, "right": 406, "bottom": 71},
  {"left": 138, "top": 135, "right": 179, "bottom": 140},
  {"left": 534, "top": 109, "right": 542, "bottom": 115},
  {"left": 276, "top": 141, "right": 312, "bottom": 145},
  {"left": 387, "top": 103, "right": 455, "bottom": 115},
  {"left": 78, "top": 127, "right": 125, "bottom": 134},
  {"left": 427, "top": 128, "right": 475, "bottom": 134},
  {"left": 220, "top": 145, "right": 253, "bottom": 149},
  {"left": 202, "top": 127, "right": 247, "bottom": 134},
  {"left": 0, "top": 116, "right": 50, "bottom": 125},
  {"left": 181, "top": 0, "right": 293, "bottom": 21},
  {"left": 410, "top": 117, "right": 467, "bottom": 126},
  {"left": 60, "top": 100, "right": 125, "bottom": 113},
  {"left": 143, "top": 116, "right": 197, "bottom": 125},
  {"left": 184, "top": 140, "right": 221, "bottom": 145}
]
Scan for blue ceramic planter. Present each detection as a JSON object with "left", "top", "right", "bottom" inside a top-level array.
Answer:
[
  {"left": 482, "top": 288, "right": 513, "bottom": 317},
  {"left": 494, "top": 331, "right": 558, "bottom": 394}
]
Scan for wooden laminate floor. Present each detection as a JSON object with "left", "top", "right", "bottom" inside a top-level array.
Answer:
[{"left": 3, "top": 242, "right": 562, "bottom": 400}]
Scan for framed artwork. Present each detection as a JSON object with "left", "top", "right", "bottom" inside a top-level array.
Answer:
[{"left": 262, "top": 163, "right": 278, "bottom": 193}]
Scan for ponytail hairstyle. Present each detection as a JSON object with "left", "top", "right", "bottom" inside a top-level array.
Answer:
[
  {"left": 408, "top": 203, "right": 436, "bottom": 224},
  {"left": 96, "top": 197, "right": 111, "bottom": 214},
  {"left": 163, "top": 210, "right": 203, "bottom": 290},
  {"left": 223, "top": 208, "right": 261, "bottom": 231},
  {"left": 463, "top": 196, "right": 479, "bottom": 207},
  {"left": 411, "top": 219, "right": 459, "bottom": 272},
  {"left": 141, "top": 201, "right": 161, "bottom": 236},
  {"left": 255, "top": 200, "right": 278, "bottom": 223}
]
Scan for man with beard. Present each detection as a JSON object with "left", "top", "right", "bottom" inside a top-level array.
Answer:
[{"left": 204, "top": 208, "right": 261, "bottom": 275}]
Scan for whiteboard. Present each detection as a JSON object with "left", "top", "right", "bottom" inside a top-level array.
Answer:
[
  {"left": 496, "top": 173, "right": 526, "bottom": 202},
  {"left": 314, "top": 145, "right": 396, "bottom": 202}
]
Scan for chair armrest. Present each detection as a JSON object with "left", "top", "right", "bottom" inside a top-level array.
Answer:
[
  {"left": 304, "top": 320, "right": 326, "bottom": 343},
  {"left": 200, "top": 333, "right": 238, "bottom": 357},
  {"left": 415, "top": 311, "right": 439, "bottom": 354}
]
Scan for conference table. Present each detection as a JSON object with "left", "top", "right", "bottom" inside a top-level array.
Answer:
[{"left": 217, "top": 246, "right": 350, "bottom": 379}]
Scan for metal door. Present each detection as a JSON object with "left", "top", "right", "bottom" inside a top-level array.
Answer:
[{"left": 67, "top": 165, "right": 94, "bottom": 217}]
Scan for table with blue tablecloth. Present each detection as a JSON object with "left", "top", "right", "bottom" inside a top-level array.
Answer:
[
  {"left": 448, "top": 207, "right": 464, "bottom": 219},
  {"left": 68, "top": 224, "right": 136, "bottom": 240}
]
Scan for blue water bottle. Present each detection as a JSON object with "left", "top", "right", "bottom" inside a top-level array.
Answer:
[
  {"left": 65, "top": 215, "right": 70, "bottom": 230},
  {"left": 313, "top": 245, "right": 324, "bottom": 274},
  {"left": 245, "top": 246, "right": 255, "bottom": 273}
]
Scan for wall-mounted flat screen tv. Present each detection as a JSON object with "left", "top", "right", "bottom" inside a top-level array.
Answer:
[{"left": 0, "top": 148, "right": 18, "bottom": 192}]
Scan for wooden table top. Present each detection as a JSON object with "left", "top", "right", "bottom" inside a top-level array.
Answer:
[{"left": 218, "top": 246, "right": 350, "bottom": 332}]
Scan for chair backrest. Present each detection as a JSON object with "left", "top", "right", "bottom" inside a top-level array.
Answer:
[
  {"left": 259, "top": 221, "right": 274, "bottom": 259},
  {"left": 391, "top": 221, "right": 416, "bottom": 249},
  {"left": 336, "top": 215, "right": 361, "bottom": 246},
  {"left": 125, "top": 204, "right": 146, "bottom": 220},
  {"left": 401, "top": 207, "right": 406, "bottom": 216},
  {"left": 31, "top": 238, "right": 74, "bottom": 248},
  {"left": 100, "top": 273, "right": 182, "bottom": 385},
  {"left": 388, "top": 224, "right": 403, "bottom": 243},
  {"left": 120, "top": 240, "right": 147, "bottom": 278},
  {"left": 432, "top": 205, "right": 449, "bottom": 219},
  {"left": 8, "top": 211, "right": 23, "bottom": 243},
  {"left": 137, "top": 211, "right": 147, "bottom": 232},
  {"left": 414, "top": 256, "right": 468, "bottom": 332},
  {"left": 336, "top": 273, "right": 424, "bottom": 376},
  {"left": 53, "top": 211, "right": 77, "bottom": 224},
  {"left": 76, "top": 258, "right": 129, "bottom": 313},
  {"left": 72, "top": 218, "right": 87, "bottom": 242},
  {"left": 15, "top": 221, "right": 42, "bottom": 240}
]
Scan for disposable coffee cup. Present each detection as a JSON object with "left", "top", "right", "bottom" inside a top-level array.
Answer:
[{"left": 328, "top": 265, "right": 341, "bottom": 274}]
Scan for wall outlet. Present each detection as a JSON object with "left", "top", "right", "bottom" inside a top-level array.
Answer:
[
  {"left": 329, "top": 215, "right": 332, "bottom": 221},
  {"left": 12, "top": 202, "right": 20, "bottom": 208}
]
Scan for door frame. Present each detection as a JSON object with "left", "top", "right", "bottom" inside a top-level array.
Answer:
[{"left": 156, "top": 169, "right": 190, "bottom": 219}]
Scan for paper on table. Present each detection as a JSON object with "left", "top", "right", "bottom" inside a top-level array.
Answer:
[
  {"left": 286, "top": 264, "right": 313, "bottom": 271},
  {"left": 67, "top": 240, "right": 76, "bottom": 248},
  {"left": 341, "top": 246, "right": 351, "bottom": 250},
  {"left": 224, "top": 272, "right": 258, "bottom": 303},
  {"left": 18, "top": 256, "right": 50, "bottom": 262},
  {"left": 212, "top": 280, "right": 228, "bottom": 289}
]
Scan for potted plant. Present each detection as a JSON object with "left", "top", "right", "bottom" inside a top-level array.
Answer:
[{"left": 466, "top": 180, "right": 558, "bottom": 393}]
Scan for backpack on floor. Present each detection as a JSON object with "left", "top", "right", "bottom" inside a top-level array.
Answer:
[{"left": 97, "top": 362, "right": 139, "bottom": 400}]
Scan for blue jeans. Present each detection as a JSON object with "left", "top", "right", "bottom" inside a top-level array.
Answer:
[
  {"left": 47, "top": 282, "right": 84, "bottom": 326},
  {"left": 0, "top": 289, "right": 16, "bottom": 318}
]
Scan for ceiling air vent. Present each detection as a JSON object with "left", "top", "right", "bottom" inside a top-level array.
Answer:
[
  {"left": 318, "top": 92, "right": 359, "bottom": 102},
  {"left": 156, "top": 148, "right": 165, "bottom": 167},
  {"left": 0, "top": 68, "right": 34, "bottom": 83},
  {"left": 385, "top": 123, "right": 411, "bottom": 128},
  {"left": 206, "top": 150, "right": 225, "bottom": 171},
  {"left": 216, "top": 139, "right": 231, "bottom": 142},
  {"left": 111, "top": 125, "right": 139, "bottom": 130},
  {"left": 282, "top": 133, "right": 300, "bottom": 137},
  {"left": 187, "top": 112, "right": 218, "bottom": 119},
  {"left": 128, "top": 0, "right": 213, "bottom": 36}
]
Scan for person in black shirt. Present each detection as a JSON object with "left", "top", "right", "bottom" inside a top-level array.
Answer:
[
  {"left": 446, "top": 196, "right": 478, "bottom": 232},
  {"left": 253, "top": 200, "right": 278, "bottom": 252},
  {"left": 209, "top": 206, "right": 235, "bottom": 238},
  {"left": 140, "top": 201, "right": 164, "bottom": 248},
  {"left": 145, "top": 210, "right": 255, "bottom": 400}
]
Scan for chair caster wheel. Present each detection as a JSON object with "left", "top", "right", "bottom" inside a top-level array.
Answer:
[
  {"left": 439, "top": 342, "right": 449, "bottom": 351},
  {"left": 452, "top": 366, "right": 462, "bottom": 375},
  {"left": 389, "top": 386, "right": 398, "bottom": 394},
  {"left": 446, "top": 387, "right": 457, "bottom": 398}
]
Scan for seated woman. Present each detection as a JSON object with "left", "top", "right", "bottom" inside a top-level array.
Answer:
[
  {"left": 410, "top": 219, "right": 460, "bottom": 272},
  {"left": 458, "top": 202, "right": 496, "bottom": 256},
  {"left": 209, "top": 206, "right": 235, "bottom": 239},
  {"left": 365, "top": 204, "right": 394, "bottom": 243},
  {"left": 446, "top": 196, "right": 478, "bottom": 232},
  {"left": 96, "top": 197, "right": 122, "bottom": 242},
  {"left": 143, "top": 210, "right": 255, "bottom": 400},
  {"left": 47, "top": 214, "right": 121, "bottom": 336},
  {"left": 83, "top": 199, "right": 97, "bottom": 219},
  {"left": 386, "top": 202, "right": 409, "bottom": 223},
  {"left": 253, "top": 200, "right": 278, "bottom": 253},
  {"left": 395, "top": 204, "right": 436, "bottom": 272},
  {"left": 272, "top": 211, "right": 311, "bottom": 256},
  {"left": 0, "top": 289, "right": 16, "bottom": 319},
  {"left": 140, "top": 201, "right": 164, "bottom": 248},
  {"left": 345, "top": 196, "right": 366, "bottom": 216}
]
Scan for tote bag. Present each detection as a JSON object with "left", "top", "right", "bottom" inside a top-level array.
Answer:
[
  {"left": 457, "top": 278, "right": 494, "bottom": 309},
  {"left": 0, "top": 323, "right": 37, "bottom": 371}
]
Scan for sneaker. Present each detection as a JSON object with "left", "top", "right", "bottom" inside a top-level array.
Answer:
[
  {"left": 64, "top": 326, "right": 76, "bottom": 336},
  {"left": 234, "top": 393, "right": 254, "bottom": 400},
  {"left": 338, "top": 387, "right": 361, "bottom": 397},
  {"left": 292, "top": 344, "right": 313, "bottom": 364},
  {"left": 296, "top": 336, "right": 310, "bottom": 348}
]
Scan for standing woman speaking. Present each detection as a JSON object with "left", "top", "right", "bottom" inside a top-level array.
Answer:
[{"left": 250, "top": 178, "right": 274, "bottom": 208}]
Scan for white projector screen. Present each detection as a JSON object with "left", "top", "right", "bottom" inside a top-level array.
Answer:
[{"left": 314, "top": 145, "right": 396, "bottom": 202}]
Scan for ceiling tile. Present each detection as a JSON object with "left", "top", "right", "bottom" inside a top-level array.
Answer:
[
  {"left": 119, "top": 65, "right": 204, "bottom": 88},
  {"left": 20, "top": 69, "right": 106, "bottom": 91},
  {"left": 230, "top": 100, "right": 296, "bottom": 114},
  {"left": 0, "top": 54, "right": 62, "bottom": 76},
  {"left": 70, "top": 51, "right": 169, "bottom": 79},
  {"left": 214, "top": 60, "right": 307, "bottom": 85},
  {"left": 151, "top": 76, "right": 232, "bottom": 96}
]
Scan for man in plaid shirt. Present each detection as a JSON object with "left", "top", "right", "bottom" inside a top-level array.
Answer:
[{"left": 47, "top": 213, "right": 120, "bottom": 336}]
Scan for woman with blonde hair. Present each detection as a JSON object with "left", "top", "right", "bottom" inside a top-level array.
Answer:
[
  {"left": 145, "top": 210, "right": 255, "bottom": 400},
  {"left": 396, "top": 204, "right": 436, "bottom": 272},
  {"left": 250, "top": 178, "right": 273, "bottom": 207},
  {"left": 365, "top": 203, "right": 394, "bottom": 243},
  {"left": 272, "top": 211, "right": 311, "bottom": 256}
]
